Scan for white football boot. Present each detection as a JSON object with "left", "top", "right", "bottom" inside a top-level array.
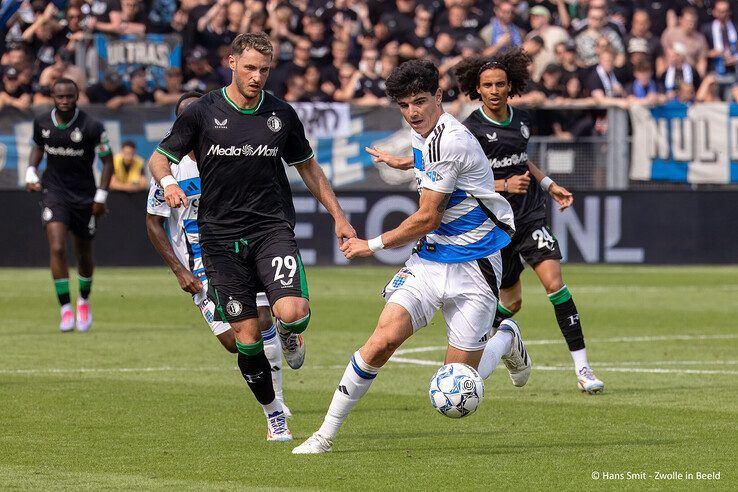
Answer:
[
  {"left": 277, "top": 324, "right": 305, "bottom": 370},
  {"left": 292, "top": 432, "right": 333, "bottom": 454},
  {"left": 75, "top": 298, "right": 92, "bottom": 332},
  {"left": 577, "top": 367, "right": 605, "bottom": 394},
  {"left": 59, "top": 304, "right": 74, "bottom": 333},
  {"left": 281, "top": 402, "right": 292, "bottom": 418},
  {"left": 499, "top": 319, "right": 532, "bottom": 387},
  {"left": 266, "top": 411, "right": 292, "bottom": 441}
]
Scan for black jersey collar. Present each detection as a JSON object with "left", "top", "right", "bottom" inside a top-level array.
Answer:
[
  {"left": 51, "top": 108, "right": 80, "bottom": 130},
  {"left": 478, "top": 105, "right": 513, "bottom": 127},
  {"left": 220, "top": 87, "right": 264, "bottom": 114}
]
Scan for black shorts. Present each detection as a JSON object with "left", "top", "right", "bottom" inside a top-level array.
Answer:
[
  {"left": 41, "top": 190, "right": 96, "bottom": 240},
  {"left": 501, "top": 218, "right": 562, "bottom": 289},
  {"left": 202, "top": 227, "right": 309, "bottom": 322}
]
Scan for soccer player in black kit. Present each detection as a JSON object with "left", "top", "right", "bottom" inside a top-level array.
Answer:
[
  {"left": 25, "top": 78, "right": 114, "bottom": 333},
  {"left": 148, "top": 32, "right": 356, "bottom": 440},
  {"left": 368, "top": 49, "right": 603, "bottom": 394}
]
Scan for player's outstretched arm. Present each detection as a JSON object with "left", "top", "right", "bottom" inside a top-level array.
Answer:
[
  {"left": 340, "top": 189, "right": 448, "bottom": 259},
  {"left": 364, "top": 146, "right": 414, "bottom": 170},
  {"left": 148, "top": 151, "right": 187, "bottom": 208},
  {"left": 295, "top": 157, "right": 356, "bottom": 244},
  {"left": 145, "top": 214, "right": 203, "bottom": 294},
  {"left": 526, "top": 160, "right": 572, "bottom": 211},
  {"left": 25, "top": 145, "right": 44, "bottom": 192}
]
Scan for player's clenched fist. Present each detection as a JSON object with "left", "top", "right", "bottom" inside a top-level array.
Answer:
[
  {"left": 340, "top": 237, "right": 372, "bottom": 259},
  {"left": 164, "top": 183, "right": 188, "bottom": 208}
]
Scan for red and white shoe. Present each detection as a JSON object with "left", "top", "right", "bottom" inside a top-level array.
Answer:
[
  {"left": 60, "top": 304, "right": 74, "bottom": 333},
  {"left": 76, "top": 298, "right": 92, "bottom": 332}
]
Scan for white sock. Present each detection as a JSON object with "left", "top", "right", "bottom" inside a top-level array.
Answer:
[
  {"left": 261, "top": 324, "right": 284, "bottom": 403},
  {"left": 478, "top": 330, "right": 513, "bottom": 379},
  {"left": 262, "top": 397, "right": 283, "bottom": 417},
  {"left": 317, "top": 351, "right": 379, "bottom": 440},
  {"left": 570, "top": 348, "right": 590, "bottom": 374}
]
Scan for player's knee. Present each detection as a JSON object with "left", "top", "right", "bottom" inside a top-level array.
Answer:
[
  {"left": 275, "top": 299, "right": 310, "bottom": 328},
  {"left": 544, "top": 279, "right": 565, "bottom": 295},
  {"left": 256, "top": 307, "right": 273, "bottom": 332},
  {"left": 49, "top": 241, "right": 66, "bottom": 259},
  {"left": 278, "top": 308, "right": 310, "bottom": 334}
]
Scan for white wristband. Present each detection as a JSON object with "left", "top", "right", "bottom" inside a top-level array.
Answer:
[
  {"left": 93, "top": 189, "right": 108, "bottom": 203},
  {"left": 25, "top": 167, "right": 39, "bottom": 184},
  {"left": 160, "top": 175, "right": 177, "bottom": 188},
  {"left": 540, "top": 176, "right": 554, "bottom": 191},
  {"left": 368, "top": 236, "right": 385, "bottom": 252}
]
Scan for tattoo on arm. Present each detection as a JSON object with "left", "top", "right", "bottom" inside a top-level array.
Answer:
[{"left": 436, "top": 194, "right": 451, "bottom": 214}]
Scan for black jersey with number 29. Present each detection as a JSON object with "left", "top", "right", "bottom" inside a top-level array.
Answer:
[
  {"left": 463, "top": 106, "right": 546, "bottom": 225},
  {"left": 156, "top": 88, "right": 314, "bottom": 243}
]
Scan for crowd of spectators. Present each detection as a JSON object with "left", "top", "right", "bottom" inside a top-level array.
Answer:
[{"left": 3, "top": 0, "right": 738, "bottom": 130}]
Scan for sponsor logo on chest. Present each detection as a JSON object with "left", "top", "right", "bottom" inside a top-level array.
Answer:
[
  {"left": 490, "top": 151, "right": 528, "bottom": 169},
  {"left": 207, "top": 144, "right": 278, "bottom": 157}
]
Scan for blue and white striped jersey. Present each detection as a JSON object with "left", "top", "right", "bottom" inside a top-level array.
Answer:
[
  {"left": 411, "top": 112, "right": 515, "bottom": 264},
  {"left": 146, "top": 155, "right": 206, "bottom": 280}
]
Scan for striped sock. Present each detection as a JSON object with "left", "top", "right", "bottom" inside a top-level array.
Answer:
[
  {"left": 78, "top": 275, "right": 92, "bottom": 299},
  {"left": 318, "top": 351, "right": 379, "bottom": 440},
  {"left": 54, "top": 278, "right": 70, "bottom": 306}
]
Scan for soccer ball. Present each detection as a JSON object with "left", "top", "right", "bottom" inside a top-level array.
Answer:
[{"left": 429, "top": 363, "right": 485, "bottom": 418}]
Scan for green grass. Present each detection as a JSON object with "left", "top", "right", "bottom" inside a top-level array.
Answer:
[{"left": 1, "top": 265, "right": 737, "bottom": 490}]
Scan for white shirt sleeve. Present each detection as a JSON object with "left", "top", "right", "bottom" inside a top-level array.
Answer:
[
  {"left": 146, "top": 178, "right": 171, "bottom": 217},
  {"left": 420, "top": 133, "right": 464, "bottom": 194}
]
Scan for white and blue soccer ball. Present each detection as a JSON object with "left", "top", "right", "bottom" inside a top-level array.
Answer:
[{"left": 429, "top": 363, "right": 485, "bottom": 418}]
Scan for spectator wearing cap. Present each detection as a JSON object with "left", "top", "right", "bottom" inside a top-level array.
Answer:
[
  {"left": 154, "top": 67, "right": 185, "bottom": 105},
  {"left": 481, "top": 1, "right": 525, "bottom": 56},
  {"left": 575, "top": 7, "right": 625, "bottom": 68},
  {"left": 0, "top": 67, "right": 32, "bottom": 111},
  {"left": 627, "top": 60, "right": 665, "bottom": 105},
  {"left": 89, "top": 0, "right": 147, "bottom": 35},
  {"left": 399, "top": 7, "right": 435, "bottom": 60},
  {"left": 661, "top": 43, "right": 701, "bottom": 100},
  {"left": 111, "top": 141, "right": 148, "bottom": 192},
  {"left": 621, "top": 11, "right": 658, "bottom": 65},
  {"left": 661, "top": 7, "right": 708, "bottom": 77},
  {"left": 527, "top": 5, "right": 571, "bottom": 81},
  {"left": 130, "top": 67, "right": 155, "bottom": 103},
  {"left": 184, "top": 46, "right": 222, "bottom": 92},
  {"left": 701, "top": 0, "right": 738, "bottom": 78},
  {"left": 87, "top": 69, "right": 137, "bottom": 109},
  {"left": 38, "top": 48, "right": 87, "bottom": 97}
]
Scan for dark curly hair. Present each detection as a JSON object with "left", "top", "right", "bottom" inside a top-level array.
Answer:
[
  {"left": 385, "top": 59, "right": 439, "bottom": 102},
  {"left": 453, "top": 48, "right": 532, "bottom": 100}
]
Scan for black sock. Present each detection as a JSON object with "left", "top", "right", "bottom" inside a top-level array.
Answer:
[
  {"left": 236, "top": 340, "right": 276, "bottom": 405},
  {"left": 492, "top": 303, "right": 514, "bottom": 329},
  {"left": 549, "top": 286, "right": 585, "bottom": 351}
]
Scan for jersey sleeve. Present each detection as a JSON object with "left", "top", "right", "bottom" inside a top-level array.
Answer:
[
  {"left": 146, "top": 178, "right": 171, "bottom": 218},
  {"left": 419, "top": 132, "right": 463, "bottom": 194},
  {"left": 282, "top": 106, "right": 314, "bottom": 166},
  {"left": 95, "top": 122, "right": 112, "bottom": 157},
  {"left": 32, "top": 119, "right": 42, "bottom": 147},
  {"left": 156, "top": 103, "right": 200, "bottom": 164}
]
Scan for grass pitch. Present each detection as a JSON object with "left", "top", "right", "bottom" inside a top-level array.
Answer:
[{"left": 1, "top": 265, "right": 736, "bottom": 490}]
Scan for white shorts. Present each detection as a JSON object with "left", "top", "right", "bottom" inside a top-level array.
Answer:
[
  {"left": 381, "top": 252, "right": 502, "bottom": 351},
  {"left": 193, "top": 280, "right": 270, "bottom": 336}
]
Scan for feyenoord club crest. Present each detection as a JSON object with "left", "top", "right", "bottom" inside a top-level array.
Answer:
[
  {"left": 226, "top": 299, "right": 242, "bottom": 317},
  {"left": 42, "top": 207, "right": 53, "bottom": 222},
  {"left": 70, "top": 127, "right": 83, "bottom": 142},
  {"left": 520, "top": 123, "right": 530, "bottom": 139},
  {"left": 267, "top": 114, "right": 282, "bottom": 132}
]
